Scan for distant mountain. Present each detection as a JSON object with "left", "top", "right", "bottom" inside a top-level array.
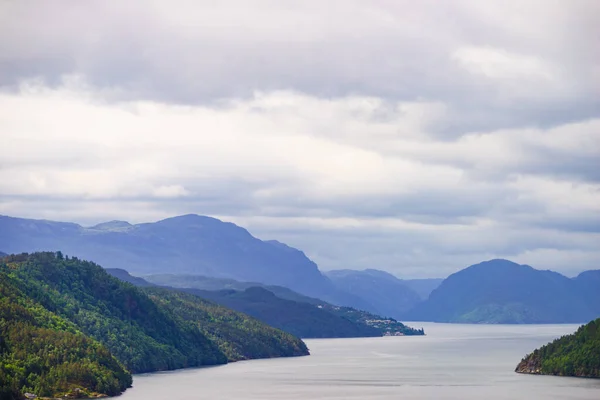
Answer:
[
  {"left": 574, "top": 270, "right": 600, "bottom": 316},
  {"left": 0, "top": 214, "right": 367, "bottom": 308},
  {"left": 405, "top": 259, "right": 599, "bottom": 323},
  {"left": 401, "top": 278, "right": 444, "bottom": 300},
  {"left": 116, "top": 271, "right": 424, "bottom": 338},
  {"left": 89, "top": 220, "right": 134, "bottom": 232},
  {"left": 516, "top": 318, "right": 600, "bottom": 378},
  {"left": 0, "top": 252, "right": 308, "bottom": 399},
  {"left": 0, "top": 251, "right": 6, "bottom": 257},
  {"left": 144, "top": 273, "right": 323, "bottom": 304},
  {"left": 106, "top": 268, "right": 155, "bottom": 287},
  {"left": 325, "top": 269, "right": 421, "bottom": 319}
]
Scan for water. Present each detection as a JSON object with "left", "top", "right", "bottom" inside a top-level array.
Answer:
[{"left": 115, "top": 323, "right": 600, "bottom": 399}]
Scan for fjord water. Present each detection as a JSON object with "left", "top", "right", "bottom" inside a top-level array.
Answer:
[{"left": 116, "top": 323, "right": 600, "bottom": 400}]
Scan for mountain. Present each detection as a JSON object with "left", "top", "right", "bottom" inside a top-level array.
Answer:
[
  {"left": 405, "top": 259, "right": 599, "bottom": 323},
  {"left": 106, "top": 268, "right": 156, "bottom": 287},
  {"left": 0, "top": 215, "right": 369, "bottom": 309},
  {"left": 574, "top": 270, "right": 600, "bottom": 316},
  {"left": 181, "top": 287, "right": 382, "bottom": 338},
  {"left": 516, "top": 318, "right": 600, "bottom": 378},
  {"left": 115, "top": 271, "right": 424, "bottom": 338},
  {"left": 144, "top": 273, "right": 323, "bottom": 304},
  {"left": 325, "top": 269, "right": 421, "bottom": 319},
  {"left": 401, "top": 278, "right": 444, "bottom": 300},
  {"left": 0, "top": 251, "right": 6, "bottom": 257},
  {"left": 0, "top": 252, "right": 308, "bottom": 399},
  {"left": 145, "top": 287, "right": 309, "bottom": 361}
]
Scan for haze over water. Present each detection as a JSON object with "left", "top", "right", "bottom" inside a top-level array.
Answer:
[{"left": 116, "top": 323, "right": 600, "bottom": 400}]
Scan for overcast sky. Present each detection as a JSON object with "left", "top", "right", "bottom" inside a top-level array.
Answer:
[{"left": 1, "top": 0, "right": 598, "bottom": 278}]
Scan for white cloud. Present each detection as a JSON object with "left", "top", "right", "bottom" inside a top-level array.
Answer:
[
  {"left": 152, "top": 185, "right": 190, "bottom": 198},
  {"left": 0, "top": 1, "right": 598, "bottom": 277},
  {"left": 1, "top": 80, "right": 599, "bottom": 276},
  {"left": 453, "top": 46, "right": 554, "bottom": 80}
]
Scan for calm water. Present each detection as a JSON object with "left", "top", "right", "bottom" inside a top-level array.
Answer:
[{"left": 115, "top": 323, "right": 600, "bottom": 399}]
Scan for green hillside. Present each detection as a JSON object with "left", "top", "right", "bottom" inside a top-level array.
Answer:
[
  {"left": 146, "top": 288, "right": 308, "bottom": 360},
  {"left": 0, "top": 252, "right": 309, "bottom": 399},
  {"left": 121, "top": 271, "right": 424, "bottom": 337},
  {"left": 181, "top": 286, "right": 382, "bottom": 338},
  {"left": 516, "top": 318, "right": 600, "bottom": 378},
  {"left": 0, "top": 256, "right": 132, "bottom": 399}
]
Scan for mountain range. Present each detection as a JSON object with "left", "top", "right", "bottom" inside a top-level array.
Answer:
[
  {"left": 0, "top": 214, "right": 372, "bottom": 311},
  {"left": 2, "top": 215, "right": 599, "bottom": 325}
]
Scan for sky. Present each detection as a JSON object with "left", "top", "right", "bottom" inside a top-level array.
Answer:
[{"left": 0, "top": 0, "right": 599, "bottom": 278}]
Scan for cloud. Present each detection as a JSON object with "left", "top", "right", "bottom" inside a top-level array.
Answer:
[
  {"left": 152, "top": 185, "right": 190, "bottom": 198},
  {"left": 0, "top": 1, "right": 598, "bottom": 277}
]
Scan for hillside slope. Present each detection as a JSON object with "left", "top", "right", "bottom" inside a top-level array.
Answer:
[
  {"left": 516, "top": 318, "right": 600, "bottom": 378},
  {"left": 405, "top": 259, "right": 598, "bottom": 323},
  {"left": 146, "top": 287, "right": 309, "bottom": 359},
  {"left": 0, "top": 252, "right": 309, "bottom": 399},
  {"left": 116, "top": 271, "right": 424, "bottom": 338},
  {"left": 0, "top": 257, "right": 132, "bottom": 399},
  {"left": 181, "top": 287, "right": 382, "bottom": 338}
]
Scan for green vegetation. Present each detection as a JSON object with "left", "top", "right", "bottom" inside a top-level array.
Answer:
[
  {"left": 0, "top": 252, "right": 309, "bottom": 399},
  {"left": 0, "top": 256, "right": 132, "bottom": 399},
  {"left": 141, "top": 272, "right": 425, "bottom": 337},
  {"left": 146, "top": 288, "right": 308, "bottom": 361},
  {"left": 321, "top": 304, "right": 425, "bottom": 336},
  {"left": 3, "top": 252, "right": 226, "bottom": 374},
  {"left": 180, "top": 286, "right": 382, "bottom": 338},
  {"left": 516, "top": 318, "right": 600, "bottom": 378}
]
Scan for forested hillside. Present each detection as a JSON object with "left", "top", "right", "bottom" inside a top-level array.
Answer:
[
  {"left": 115, "top": 270, "right": 424, "bottom": 337},
  {"left": 0, "top": 252, "right": 308, "bottom": 399},
  {"left": 516, "top": 318, "right": 600, "bottom": 378},
  {"left": 0, "top": 256, "right": 132, "bottom": 399},
  {"left": 146, "top": 288, "right": 308, "bottom": 360},
  {"left": 180, "top": 286, "right": 382, "bottom": 338}
]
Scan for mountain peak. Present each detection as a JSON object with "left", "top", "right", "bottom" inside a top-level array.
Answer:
[
  {"left": 406, "top": 259, "right": 596, "bottom": 323},
  {"left": 158, "top": 214, "right": 216, "bottom": 223},
  {"left": 90, "top": 220, "right": 133, "bottom": 231}
]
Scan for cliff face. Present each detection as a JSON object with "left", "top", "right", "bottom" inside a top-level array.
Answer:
[
  {"left": 515, "top": 353, "right": 543, "bottom": 375},
  {"left": 516, "top": 318, "right": 600, "bottom": 378}
]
